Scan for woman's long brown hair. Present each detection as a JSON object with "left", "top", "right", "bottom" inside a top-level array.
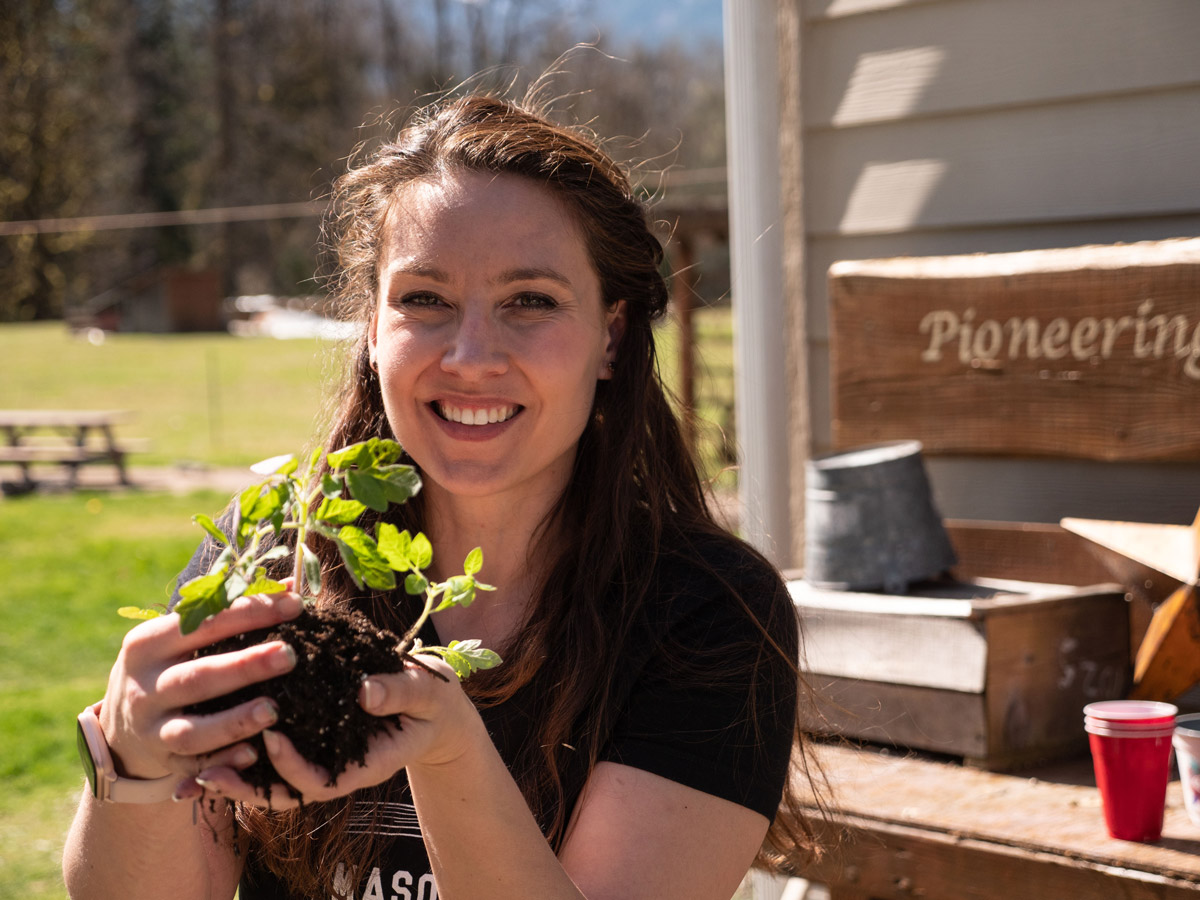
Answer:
[{"left": 236, "top": 93, "right": 826, "bottom": 894}]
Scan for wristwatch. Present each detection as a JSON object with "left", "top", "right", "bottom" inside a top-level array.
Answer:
[{"left": 76, "top": 701, "right": 177, "bottom": 803}]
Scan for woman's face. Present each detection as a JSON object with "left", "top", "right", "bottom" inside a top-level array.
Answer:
[{"left": 369, "top": 170, "right": 624, "bottom": 509}]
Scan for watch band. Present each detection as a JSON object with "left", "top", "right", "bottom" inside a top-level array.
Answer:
[{"left": 76, "top": 701, "right": 178, "bottom": 803}]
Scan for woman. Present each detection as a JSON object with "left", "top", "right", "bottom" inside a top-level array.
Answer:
[{"left": 63, "top": 94, "right": 821, "bottom": 900}]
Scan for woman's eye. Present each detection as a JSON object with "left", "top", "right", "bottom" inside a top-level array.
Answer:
[
  {"left": 511, "top": 292, "right": 557, "bottom": 310},
  {"left": 398, "top": 291, "right": 443, "bottom": 308}
]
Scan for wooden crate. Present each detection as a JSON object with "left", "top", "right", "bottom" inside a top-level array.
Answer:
[{"left": 791, "top": 576, "right": 1130, "bottom": 770}]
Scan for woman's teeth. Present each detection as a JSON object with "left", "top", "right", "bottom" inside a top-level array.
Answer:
[{"left": 437, "top": 402, "right": 518, "bottom": 425}]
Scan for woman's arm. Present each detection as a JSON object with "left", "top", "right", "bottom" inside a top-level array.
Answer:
[
  {"left": 411, "top": 743, "right": 767, "bottom": 900},
  {"left": 194, "top": 657, "right": 769, "bottom": 900},
  {"left": 62, "top": 590, "right": 303, "bottom": 900},
  {"left": 64, "top": 787, "right": 242, "bottom": 900}
]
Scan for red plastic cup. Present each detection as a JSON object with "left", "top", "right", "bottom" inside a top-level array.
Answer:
[
  {"left": 1085, "top": 713, "right": 1175, "bottom": 842},
  {"left": 1084, "top": 700, "right": 1178, "bottom": 725}
]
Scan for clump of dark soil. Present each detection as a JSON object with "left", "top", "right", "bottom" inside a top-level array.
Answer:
[{"left": 188, "top": 605, "right": 406, "bottom": 802}]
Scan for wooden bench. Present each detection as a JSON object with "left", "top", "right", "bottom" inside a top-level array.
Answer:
[
  {"left": 781, "top": 742, "right": 1200, "bottom": 900},
  {"left": 0, "top": 410, "right": 148, "bottom": 490}
]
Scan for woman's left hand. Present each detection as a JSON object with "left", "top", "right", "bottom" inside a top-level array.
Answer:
[{"left": 185, "top": 654, "right": 480, "bottom": 806}]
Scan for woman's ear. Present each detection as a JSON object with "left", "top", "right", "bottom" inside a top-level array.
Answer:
[{"left": 598, "top": 300, "right": 627, "bottom": 380}]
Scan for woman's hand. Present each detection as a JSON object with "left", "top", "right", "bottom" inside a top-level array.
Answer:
[
  {"left": 188, "top": 653, "right": 483, "bottom": 807},
  {"left": 98, "top": 587, "right": 304, "bottom": 794}
]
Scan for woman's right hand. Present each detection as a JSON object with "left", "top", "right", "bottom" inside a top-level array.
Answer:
[{"left": 97, "top": 589, "right": 303, "bottom": 790}]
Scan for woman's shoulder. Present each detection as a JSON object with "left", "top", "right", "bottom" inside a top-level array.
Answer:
[
  {"left": 654, "top": 525, "right": 786, "bottom": 594},
  {"left": 647, "top": 525, "right": 795, "bottom": 634}
]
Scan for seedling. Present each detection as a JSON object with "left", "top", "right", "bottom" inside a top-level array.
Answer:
[{"left": 121, "top": 437, "right": 500, "bottom": 679}]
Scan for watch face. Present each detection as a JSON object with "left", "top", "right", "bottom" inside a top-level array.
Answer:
[{"left": 76, "top": 719, "right": 98, "bottom": 797}]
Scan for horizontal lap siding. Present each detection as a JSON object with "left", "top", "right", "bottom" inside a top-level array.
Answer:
[{"left": 791, "top": 0, "right": 1200, "bottom": 524}]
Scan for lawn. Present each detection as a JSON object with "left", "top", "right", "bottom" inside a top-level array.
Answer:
[
  {"left": 0, "top": 488, "right": 228, "bottom": 900},
  {"left": 0, "top": 323, "right": 343, "bottom": 468}
]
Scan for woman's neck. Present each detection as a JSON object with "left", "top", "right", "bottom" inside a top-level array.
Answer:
[{"left": 419, "top": 484, "right": 564, "bottom": 650}]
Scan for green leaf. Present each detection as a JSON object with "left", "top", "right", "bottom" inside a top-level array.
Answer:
[
  {"left": 238, "top": 482, "right": 266, "bottom": 521},
  {"left": 118, "top": 606, "right": 161, "bottom": 621},
  {"left": 334, "top": 526, "right": 396, "bottom": 591},
  {"left": 320, "top": 472, "right": 345, "bottom": 499},
  {"left": 225, "top": 570, "right": 249, "bottom": 602},
  {"left": 346, "top": 468, "right": 389, "bottom": 512},
  {"left": 250, "top": 453, "right": 298, "bottom": 476},
  {"left": 175, "top": 571, "right": 229, "bottom": 634},
  {"left": 444, "top": 575, "right": 476, "bottom": 608},
  {"left": 259, "top": 545, "right": 290, "bottom": 563},
  {"left": 369, "top": 438, "right": 404, "bottom": 466},
  {"left": 404, "top": 572, "right": 429, "bottom": 595},
  {"left": 422, "top": 640, "right": 502, "bottom": 680},
  {"left": 410, "top": 532, "right": 433, "bottom": 570},
  {"left": 207, "top": 545, "right": 235, "bottom": 576},
  {"left": 192, "top": 514, "right": 229, "bottom": 547},
  {"left": 301, "top": 542, "right": 322, "bottom": 596},
  {"left": 246, "top": 483, "right": 289, "bottom": 523},
  {"left": 376, "top": 465, "right": 421, "bottom": 503},
  {"left": 463, "top": 547, "right": 483, "bottom": 576},
  {"left": 376, "top": 523, "right": 412, "bottom": 572},
  {"left": 243, "top": 575, "right": 288, "bottom": 596},
  {"left": 316, "top": 495, "right": 368, "bottom": 526},
  {"left": 326, "top": 441, "right": 371, "bottom": 470}
]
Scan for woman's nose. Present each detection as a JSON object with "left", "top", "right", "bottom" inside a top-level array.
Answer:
[{"left": 440, "top": 309, "right": 508, "bottom": 379}]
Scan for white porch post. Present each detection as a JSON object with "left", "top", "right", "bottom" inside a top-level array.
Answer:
[{"left": 723, "top": 0, "right": 790, "bottom": 564}]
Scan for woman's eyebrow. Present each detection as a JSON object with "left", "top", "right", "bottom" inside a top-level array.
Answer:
[
  {"left": 491, "top": 266, "right": 573, "bottom": 288},
  {"left": 385, "top": 261, "right": 449, "bottom": 282}
]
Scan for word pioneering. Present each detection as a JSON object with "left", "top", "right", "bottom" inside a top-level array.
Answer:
[{"left": 919, "top": 299, "right": 1200, "bottom": 379}]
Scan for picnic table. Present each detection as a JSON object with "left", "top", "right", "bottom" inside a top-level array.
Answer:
[
  {"left": 0, "top": 409, "right": 145, "bottom": 490},
  {"left": 784, "top": 742, "right": 1200, "bottom": 899}
]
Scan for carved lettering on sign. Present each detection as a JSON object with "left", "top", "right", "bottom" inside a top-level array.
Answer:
[{"left": 918, "top": 299, "right": 1200, "bottom": 378}]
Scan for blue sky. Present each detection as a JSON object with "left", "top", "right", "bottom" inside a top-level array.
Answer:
[{"left": 587, "top": 0, "right": 723, "bottom": 45}]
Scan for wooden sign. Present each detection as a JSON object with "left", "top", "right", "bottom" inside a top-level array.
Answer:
[{"left": 830, "top": 238, "right": 1200, "bottom": 462}]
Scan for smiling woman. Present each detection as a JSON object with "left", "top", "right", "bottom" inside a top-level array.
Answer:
[
  {"left": 63, "top": 94, "right": 825, "bottom": 900},
  {"left": 370, "top": 170, "right": 622, "bottom": 506}
]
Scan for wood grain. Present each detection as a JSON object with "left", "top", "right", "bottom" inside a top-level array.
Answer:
[
  {"left": 830, "top": 240, "right": 1200, "bottom": 461},
  {"left": 789, "top": 743, "right": 1200, "bottom": 899}
]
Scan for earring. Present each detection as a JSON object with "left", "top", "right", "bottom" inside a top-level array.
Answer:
[{"left": 607, "top": 361, "right": 615, "bottom": 372}]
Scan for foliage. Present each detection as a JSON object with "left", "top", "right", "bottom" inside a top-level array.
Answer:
[
  {"left": 0, "top": 0, "right": 727, "bottom": 323},
  {"left": 122, "top": 438, "right": 501, "bottom": 677}
]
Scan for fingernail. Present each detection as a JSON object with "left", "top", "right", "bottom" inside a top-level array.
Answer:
[
  {"left": 194, "top": 775, "right": 221, "bottom": 793},
  {"left": 361, "top": 678, "right": 384, "bottom": 712},
  {"left": 253, "top": 700, "right": 279, "bottom": 726},
  {"left": 273, "top": 644, "right": 297, "bottom": 673},
  {"left": 233, "top": 745, "right": 258, "bottom": 767},
  {"left": 262, "top": 729, "right": 280, "bottom": 755}
]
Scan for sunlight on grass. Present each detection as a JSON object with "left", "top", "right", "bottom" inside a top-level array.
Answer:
[
  {"left": 0, "top": 490, "right": 227, "bottom": 900},
  {"left": 0, "top": 322, "right": 344, "bottom": 467}
]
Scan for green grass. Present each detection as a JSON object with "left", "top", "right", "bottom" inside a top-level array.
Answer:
[
  {"left": 0, "top": 323, "right": 344, "bottom": 467},
  {"left": 0, "top": 489, "right": 226, "bottom": 900}
]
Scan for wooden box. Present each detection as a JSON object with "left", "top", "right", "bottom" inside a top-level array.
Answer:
[{"left": 790, "top": 576, "right": 1130, "bottom": 770}]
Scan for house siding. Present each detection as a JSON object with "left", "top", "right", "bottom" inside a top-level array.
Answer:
[{"left": 782, "top": 0, "right": 1200, "bottom": 539}]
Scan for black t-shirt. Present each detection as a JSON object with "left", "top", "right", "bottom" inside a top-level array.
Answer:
[{"left": 176, "top": 531, "right": 799, "bottom": 900}]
